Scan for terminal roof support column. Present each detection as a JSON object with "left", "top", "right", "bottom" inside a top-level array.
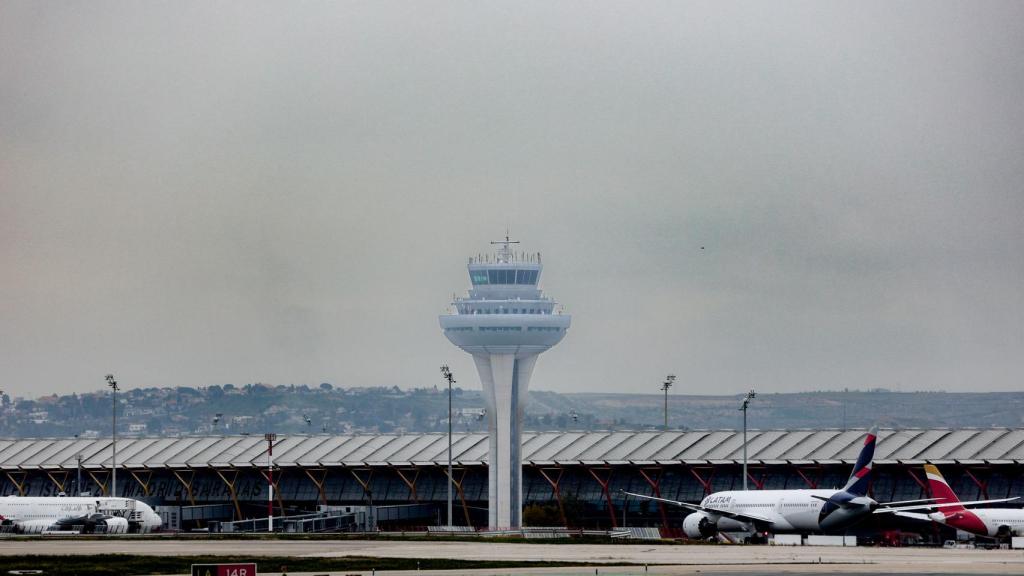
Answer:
[
  {"left": 903, "top": 465, "right": 928, "bottom": 501},
  {"left": 637, "top": 467, "right": 670, "bottom": 533},
  {"left": 128, "top": 470, "right": 153, "bottom": 497},
  {"left": 586, "top": 467, "right": 618, "bottom": 529},
  {"left": 45, "top": 471, "right": 69, "bottom": 495},
  {"left": 393, "top": 467, "right": 420, "bottom": 503},
  {"left": 213, "top": 468, "right": 243, "bottom": 521},
  {"left": 688, "top": 466, "right": 715, "bottom": 497},
  {"left": 4, "top": 471, "right": 28, "bottom": 496},
  {"left": 258, "top": 469, "right": 285, "bottom": 517},
  {"left": 904, "top": 464, "right": 942, "bottom": 542},
  {"left": 1008, "top": 465, "right": 1022, "bottom": 499},
  {"left": 85, "top": 470, "right": 110, "bottom": 496},
  {"left": 792, "top": 466, "right": 819, "bottom": 489},
  {"left": 348, "top": 468, "right": 375, "bottom": 515},
  {"left": 535, "top": 466, "right": 568, "bottom": 528},
  {"left": 746, "top": 469, "right": 766, "bottom": 490},
  {"left": 445, "top": 466, "right": 472, "bottom": 527},
  {"left": 171, "top": 469, "right": 197, "bottom": 506},
  {"left": 963, "top": 468, "right": 990, "bottom": 500},
  {"left": 303, "top": 468, "right": 330, "bottom": 506}
]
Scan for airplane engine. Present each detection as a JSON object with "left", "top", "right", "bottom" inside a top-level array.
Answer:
[
  {"left": 80, "top": 513, "right": 129, "bottom": 534},
  {"left": 683, "top": 512, "right": 717, "bottom": 539},
  {"left": 97, "top": 516, "right": 129, "bottom": 534},
  {"left": 14, "top": 520, "right": 53, "bottom": 534}
]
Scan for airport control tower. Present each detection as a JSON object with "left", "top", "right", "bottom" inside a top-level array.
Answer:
[{"left": 440, "top": 237, "right": 571, "bottom": 529}]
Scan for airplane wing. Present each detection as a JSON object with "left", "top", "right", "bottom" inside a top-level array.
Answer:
[
  {"left": 621, "top": 491, "right": 774, "bottom": 525},
  {"left": 880, "top": 498, "right": 944, "bottom": 506},
  {"left": 892, "top": 511, "right": 932, "bottom": 521},
  {"left": 874, "top": 497, "right": 1020, "bottom": 514},
  {"left": 810, "top": 494, "right": 851, "bottom": 507},
  {"left": 810, "top": 494, "right": 945, "bottom": 509}
]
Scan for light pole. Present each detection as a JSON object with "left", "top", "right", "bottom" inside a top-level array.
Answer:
[
  {"left": 75, "top": 453, "right": 82, "bottom": 496},
  {"left": 739, "top": 390, "right": 756, "bottom": 491},
  {"left": 622, "top": 490, "right": 629, "bottom": 528},
  {"left": 661, "top": 374, "right": 676, "bottom": 431},
  {"left": 213, "top": 413, "right": 223, "bottom": 433},
  {"left": 303, "top": 414, "right": 312, "bottom": 432},
  {"left": 265, "top": 432, "right": 276, "bottom": 532},
  {"left": 105, "top": 374, "right": 119, "bottom": 496},
  {"left": 440, "top": 365, "right": 455, "bottom": 528}
]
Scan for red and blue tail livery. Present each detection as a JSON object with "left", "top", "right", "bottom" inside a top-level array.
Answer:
[
  {"left": 883, "top": 464, "right": 1024, "bottom": 539},
  {"left": 841, "top": 426, "right": 877, "bottom": 497},
  {"left": 623, "top": 427, "right": 994, "bottom": 539}
]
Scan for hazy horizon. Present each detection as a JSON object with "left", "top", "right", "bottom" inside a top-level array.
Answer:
[
  {"left": 6, "top": 382, "right": 1023, "bottom": 404},
  {"left": 3, "top": 2, "right": 1023, "bottom": 397}
]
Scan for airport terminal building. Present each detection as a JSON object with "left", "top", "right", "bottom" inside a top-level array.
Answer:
[{"left": 0, "top": 428, "right": 1021, "bottom": 533}]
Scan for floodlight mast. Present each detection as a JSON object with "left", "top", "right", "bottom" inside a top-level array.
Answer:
[
  {"left": 739, "top": 390, "right": 756, "bottom": 490},
  {"left": 265, "top": 432, "right": 277, "bottom": 531},
  {"left": 75, "top": 453, "right": 83, "bottom": 496},
  {"left": 441, "top": 365, "right": 455, "bottom": 529},
  {"left": 105, "top": 375, "right": 119, "bottom": 496},
  {"left": 661, "top": 375, "right": 676, "bottom": 431}
]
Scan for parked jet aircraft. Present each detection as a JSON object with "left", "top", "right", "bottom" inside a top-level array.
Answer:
[
  {"left": 894, "top": 464, "right": 1022, "bottom": 540},
  {"left": 0, "top": 495, "right": 161, "bottom": 534},
  {"left": 625, "top": 428, "right": 976, "bottom": 538}
]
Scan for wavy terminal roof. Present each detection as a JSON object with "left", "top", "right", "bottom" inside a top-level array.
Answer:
[{"left": 2, "top": 429, "right": 1023, "bottom": 471}]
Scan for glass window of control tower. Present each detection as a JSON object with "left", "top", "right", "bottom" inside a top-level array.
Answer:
[
  {"left": 516, "top": 269, "right": 538, "bottom": 284},
  {"left": 478, "top": 268, "right": 536, "bottom": 285}
]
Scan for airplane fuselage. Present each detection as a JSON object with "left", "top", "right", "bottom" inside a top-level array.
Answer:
[
  {"left": 931, "top": 508, "right": 1024, "bottom": 538},
  {"left": 697, "top": 489, "right": 871, "bottom": 534},
  {"left": 631, "top": 428, "right": 881, "bottom": 540},
  {"left": 0, "top": 496, "right": 161, "bottom": 534}
]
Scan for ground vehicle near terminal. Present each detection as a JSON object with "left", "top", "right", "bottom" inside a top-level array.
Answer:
[
  {"left": 0, "top": 495, "right": 162, "bottom": 534},
  {"left": 626, "top": 428, "right": 984, "bottom": 538},
  {"left": 895, "top": 464, "right": 1021, "bottom": 541}
]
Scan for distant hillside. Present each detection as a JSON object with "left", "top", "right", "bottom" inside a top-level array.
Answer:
[
  {"left": 553, "top": 390, "right": 1024, "bottom": 430},
  {"left": 1, "top": 385, "right": 1020, "bottom": 438}
]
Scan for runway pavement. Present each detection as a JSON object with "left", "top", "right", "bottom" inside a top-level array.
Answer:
[{"left": 0, "top": 539, "right": 1021, "bottom": 574}]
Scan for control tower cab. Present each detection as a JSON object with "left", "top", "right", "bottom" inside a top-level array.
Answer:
[{"left": 439, "top": 237, "right": 571, "bottom": 529}]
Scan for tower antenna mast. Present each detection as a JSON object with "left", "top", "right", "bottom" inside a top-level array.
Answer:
[{"left": 490, "top": 231, "right": 520, "bottom": 263}]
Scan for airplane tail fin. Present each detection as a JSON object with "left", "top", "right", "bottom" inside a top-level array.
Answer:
[
  {"left": 841, "top": 426, "right": 877, "bottom": 497},
  {"left": 924, "top": 464, "right": 964, "bottom": 512}
]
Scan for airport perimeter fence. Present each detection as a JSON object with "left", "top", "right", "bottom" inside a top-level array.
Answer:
[
  {"left": 214, "top": 511, "right": 363, "bottom": 533},
  {"left": 422, "top": 525, "right": 664, "bottom": 540}
]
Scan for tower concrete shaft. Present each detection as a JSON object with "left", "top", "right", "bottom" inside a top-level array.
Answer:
[
  {"left": 473, "top": 354, "right": 537, "bottom": 528},
  {"left": 440, "top": 238, "right": 569, "bottom": 529}
]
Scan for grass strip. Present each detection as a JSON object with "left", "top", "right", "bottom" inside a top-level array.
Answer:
[
  {"left": 0, "top": 554, "right": 600, "bottom": 575},
  {"left": 0, "top": 533, "right": 695, "bottom": 545}
]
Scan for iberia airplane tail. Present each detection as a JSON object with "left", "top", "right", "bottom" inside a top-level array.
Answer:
[{"left": 924, "top": 464, "right": 965, "bottom": 512}]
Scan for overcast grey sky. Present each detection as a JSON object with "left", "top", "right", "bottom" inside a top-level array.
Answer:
[{"left": 2, "top": 1, "right": 1023, "bottom": 398}]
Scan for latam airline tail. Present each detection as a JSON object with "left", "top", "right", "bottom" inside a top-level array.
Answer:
[{"left": 841, "top": 427, "right": 876, "bottom": 497}]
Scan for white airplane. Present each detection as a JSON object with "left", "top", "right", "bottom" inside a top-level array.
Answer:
[
  {"left": 0, "top": 495, "right": 162, "bottom": 534},
  {"left": 625, "top": 428, "right": 982, "bottom": 538},
  {"left": 893, "top": 464, "right": 1022, "bottom": 540}
]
